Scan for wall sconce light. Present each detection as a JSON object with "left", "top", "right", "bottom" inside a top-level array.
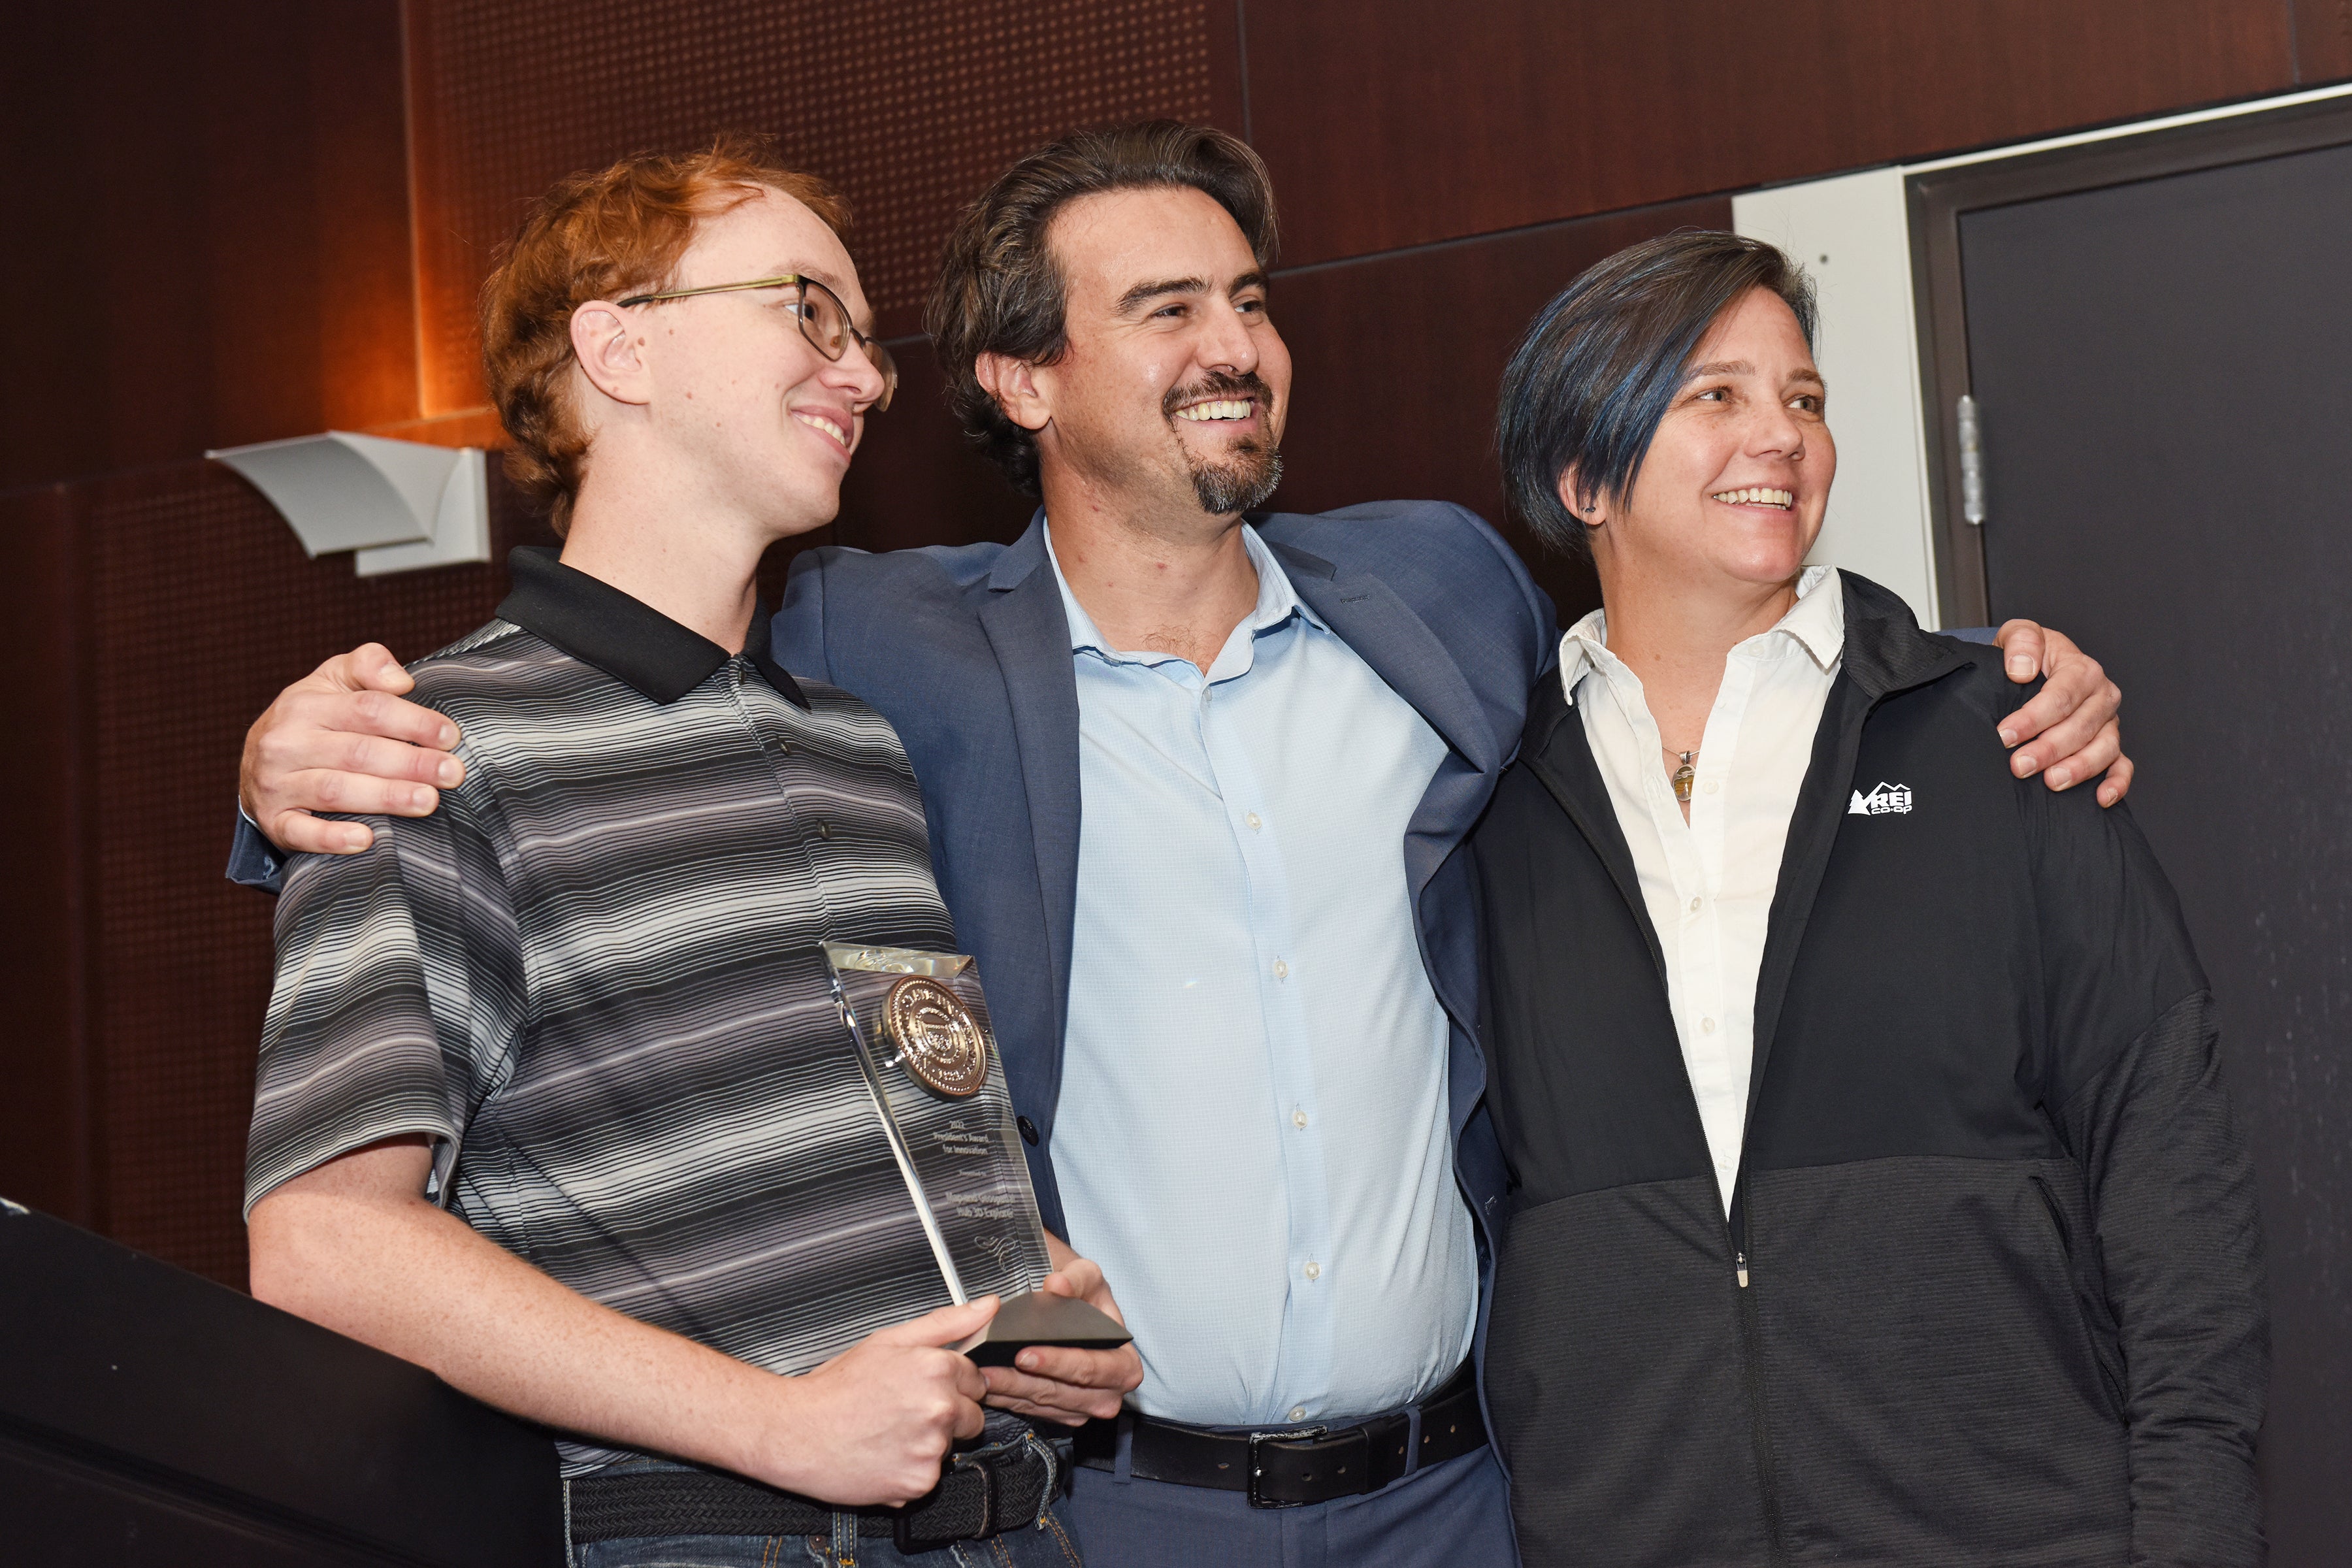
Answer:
[{"left": 206, "top": 431, "right": 491, "bottom": 576}]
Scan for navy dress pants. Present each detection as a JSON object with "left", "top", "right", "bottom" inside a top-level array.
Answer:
[{"left": 1062, "top": 1446, "right": 1517, "bottom": 1567}]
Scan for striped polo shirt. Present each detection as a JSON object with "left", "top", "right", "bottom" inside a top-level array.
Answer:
[{"left": 246, "top": 547, "right": 1003, "bottom": 1475}]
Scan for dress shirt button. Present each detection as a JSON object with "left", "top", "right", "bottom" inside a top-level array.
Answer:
[
  {"left": 1303, "top": 1261, "right": 1322, "bottom": 1281},
  {"left": 1017, "top": 1115, "right": 1039, "bottom": 1147},
  {"left": 1246, "top": 811, "right": 1262, "bottom": 831},
  {"left": 1702, "top": 1017, "right": 1717, "bottom": 1034},
  {"left": 1273, "top": 959, "right": 1289, "bottom": 980},
  {"left": 1288, "top": 1406, "right": 1307, "bottom": 1423},
  {"left": 1688, "top": 896, "right": 1701, "bottom": 913},
  {"left": 774, "top": 739, "right": 791, "bottom": 756},
  {"left": 1292, "top": 1109, "right": 1309, "bottom": 1130},
  {"left": 816, "top": 821, "right": 832, "bottom": 841},
  {"left": 1704, "top": 779, "right": 1719, "bottom": 794}
]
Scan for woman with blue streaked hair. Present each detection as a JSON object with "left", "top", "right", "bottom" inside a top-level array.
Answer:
[{"left": 1470, "top": 231, "right": 2265, "bottom": 1568}]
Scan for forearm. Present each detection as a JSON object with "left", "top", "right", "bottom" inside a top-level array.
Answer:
[{"left": 250, "top": 1185, "right": 797, "bottom": 1484}]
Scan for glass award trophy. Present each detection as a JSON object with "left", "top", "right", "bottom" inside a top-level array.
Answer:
[{"left": 825, "top": 943, "right": 1131, "bottom": 1367}]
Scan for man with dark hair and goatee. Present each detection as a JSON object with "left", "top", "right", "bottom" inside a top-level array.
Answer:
[{"left": 227, "top": 122, "right": 2134, "bottom": 1565}]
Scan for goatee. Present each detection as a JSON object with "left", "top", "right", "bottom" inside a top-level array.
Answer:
[
  {"left": 1192, "top": 442, "right": 1283, "bottom": 515},
  {"left": 1166, "top": 370, "right": 1284, "bottom": 515}
]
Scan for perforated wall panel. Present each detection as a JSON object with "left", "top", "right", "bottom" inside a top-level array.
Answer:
[
  {"left": 80, "top": 463, "right": 552, "bottom": 1285},
  {"left": 408, "top": 0, "right": 1224, "bottom": 414}
]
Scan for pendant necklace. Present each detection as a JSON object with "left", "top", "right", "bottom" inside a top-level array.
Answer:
[{"left": 1671, "top": 750, "right": 1699, "bottom": 806}]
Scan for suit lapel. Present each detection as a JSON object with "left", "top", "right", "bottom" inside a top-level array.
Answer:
[
  {"left": 1275, "top": 543, "right": 1499, "bottom": 777},
  {"left": 977, "top": 524, "right": 1083, "bottom": 1041}
]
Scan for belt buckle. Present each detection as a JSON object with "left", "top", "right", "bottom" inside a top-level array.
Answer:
[{"left": 1245, "top": 1425, "right": 1326, "bottom": 1510}]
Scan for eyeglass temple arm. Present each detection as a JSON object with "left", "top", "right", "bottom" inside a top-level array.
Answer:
[{"left": 618, "top": 275, "right": 804, "bottom": 306}]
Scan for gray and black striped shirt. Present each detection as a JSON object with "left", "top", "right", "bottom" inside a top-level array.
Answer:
[{"left": 247, "top": 549, "right": 969, "bottom": 1475}]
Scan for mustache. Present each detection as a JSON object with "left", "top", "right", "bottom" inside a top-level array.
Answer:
[{"left": 1162, "top": 370, "right": 1273, "bottom": 419}]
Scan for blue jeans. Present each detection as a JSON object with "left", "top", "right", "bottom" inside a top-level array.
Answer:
[
  {"left": 574, "top": 1516, "right": 1082, "bottom": 1568},
  {"left": 573, "top": 1416, "right": 1085, "bottom": 1568}
]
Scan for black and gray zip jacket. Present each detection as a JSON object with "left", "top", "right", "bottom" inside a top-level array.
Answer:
[{"left": 1470, "top": 572, "right": 2267, "bottom": 1568}]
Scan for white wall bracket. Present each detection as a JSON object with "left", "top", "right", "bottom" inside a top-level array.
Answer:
[{"left": 205, "top": 431, "right": 491, "bottom": 576}]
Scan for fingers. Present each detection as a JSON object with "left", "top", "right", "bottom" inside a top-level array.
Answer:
[
  {"left": 1999, "top": 665, "right": 2119, "bottom": 787},
  {"left": 872, "top": 1296, "right": 999, "bottom": 1348},
  {"left": 1039, "top": 1251, "right": 1130, "bottom": 1328},
  {"left": 318, "top": 723, "right": 463, "bottom": 791},
  {"left": 1011, "top": 1343, "right": 1142, "bottom": 1392},
  {"left": 244, "top": 684, "right": 465, "bottom": 855},
  {"left": 983, "top": 1345, "right": 1140, "bottom": 1424},
  {"left": 327, "top": 687, "right": 462, "bottom": 754},
  {"left": 2035, "top": 711, "right": 2125, "bottom": 794},
  {"left": 280, "top": 768, "right": 441, "bottom": 821},
  {"left": 267, "top": 811, "right": 376, "bottom": 857},
  {"left": 2094, "top": 751, "right": 2133, "bottom": 807},
  {"left": 1991, "top": 619, "right": 2046, "bottom": 682},
  {"left": 1040, "top": 1260, "right": 1096, "bottom": 1296},
  {"left": 320, "top": 643, "right": 418, "bottom": 697},
  {"left": 979, "top": 1365, "right": 1118, "bottom": 1426}
]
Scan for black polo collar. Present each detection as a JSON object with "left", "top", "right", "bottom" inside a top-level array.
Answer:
[{"left": 495, "top": 547, "right": 809, "bottom": 708}]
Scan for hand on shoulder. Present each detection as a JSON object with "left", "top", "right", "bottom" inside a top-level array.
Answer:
[{"left": 242, "top": 644, "right": 465, "bottom": 854}]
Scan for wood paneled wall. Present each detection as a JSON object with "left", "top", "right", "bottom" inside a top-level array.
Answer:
[
  {"left": 0, "top": 1, "right": 417, "bottom": 493},
  {"left": 1249, "top": 0, "right": 2308, "bottom": 265}
]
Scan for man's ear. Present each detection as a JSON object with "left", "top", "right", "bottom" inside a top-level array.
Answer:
[
  {"left": 975, "top": 352, "right": 1052, "bottom": 434},
  {"left": 1556, "top": 464, "right": 1605, "bottom": 531},
  {"left": 571, "top": 301, "right": 653, "bottom": 408}
]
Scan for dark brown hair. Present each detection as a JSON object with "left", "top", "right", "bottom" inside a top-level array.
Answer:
[
  {"left": 1498, "top": 231, "right": 1818, "bottom": 557},
  {"left": 480, "top": 132, "right": 849, "bottom": 535},
  {"left": 926, "top": 120, "right": 1277, "bottom": 497}
]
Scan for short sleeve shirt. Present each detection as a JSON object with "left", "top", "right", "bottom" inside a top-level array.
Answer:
[{"left": 246, "top": 549, "right": 958, "bottom": 1475}]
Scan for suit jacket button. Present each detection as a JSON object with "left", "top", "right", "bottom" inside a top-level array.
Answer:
[{"left": 1017, "top": 1116, "right": 1040, "bottom": 1146}]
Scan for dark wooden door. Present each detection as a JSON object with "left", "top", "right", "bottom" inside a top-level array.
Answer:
[{"left": 1953, "top": 129, "right": 2352, "bottom": 1565}]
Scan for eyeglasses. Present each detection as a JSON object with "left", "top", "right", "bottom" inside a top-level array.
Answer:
[{"left": 616, "top": 274, "right": 897, "bottom": 412}]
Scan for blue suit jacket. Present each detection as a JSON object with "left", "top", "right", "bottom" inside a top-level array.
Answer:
[{"left": 775, "top": 502, "right": 1559, "bottom": 1285}]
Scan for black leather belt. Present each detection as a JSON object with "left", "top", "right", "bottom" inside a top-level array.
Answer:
[
  {"left": 1075, "top": 1361, "right": 1486, "bottom": 1508},
  {"left": 567, "top": 1428, "right": 1062, "bottom": 1554}
]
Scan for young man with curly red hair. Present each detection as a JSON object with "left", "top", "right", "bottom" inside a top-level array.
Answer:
[{"left": 239, "top": 138, "right": 1135, "bottom": 1566}]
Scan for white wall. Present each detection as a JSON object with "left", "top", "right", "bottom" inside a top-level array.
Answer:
[{"left": 1733, "top": 169, "right": 1940, "bottom": 627}]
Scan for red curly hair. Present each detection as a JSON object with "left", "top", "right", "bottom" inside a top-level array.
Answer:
[{"left": 480, "top": 133, "right": 849, "bottom": 536}]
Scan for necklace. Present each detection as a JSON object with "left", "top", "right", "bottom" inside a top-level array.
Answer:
[{"left": 1670, "top": 750, "right": 1699, "bottom": 805}]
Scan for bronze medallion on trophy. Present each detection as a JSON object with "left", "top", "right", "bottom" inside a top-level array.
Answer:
[{"left": 883, "top": 975, "right": 988, "bottom": 1098}]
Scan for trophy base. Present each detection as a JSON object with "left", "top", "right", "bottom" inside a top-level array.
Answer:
[{"left": 960, "top": 1290, "right": 1134, "bottom": 1367}]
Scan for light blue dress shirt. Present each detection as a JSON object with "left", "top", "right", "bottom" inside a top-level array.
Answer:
[{"left": 1043, "top": 520, "right": 1477, "bottom": 1428}]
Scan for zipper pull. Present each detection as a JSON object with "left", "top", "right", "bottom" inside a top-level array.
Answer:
[{"left": 1736, "top": 1251, "right": 1750, "bottom": 1289}]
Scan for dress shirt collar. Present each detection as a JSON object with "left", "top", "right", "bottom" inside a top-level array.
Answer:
[
  {"left": 1559, "top": 564, "right": 1844, "bottom": 706},
  {"left": 496, "top": 546, "right": 808, "bottom": 708},
  {"left": 1041, "top": 517, "right": 1325, "bottom": 672}
]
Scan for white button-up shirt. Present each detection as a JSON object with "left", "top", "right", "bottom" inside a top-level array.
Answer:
[
  {"left": 1044, "top": 520, "right": 1477, "bottom": 1426},
  {"left": 1559, "top": 566, "right": 1846, "bottom": 1211}
]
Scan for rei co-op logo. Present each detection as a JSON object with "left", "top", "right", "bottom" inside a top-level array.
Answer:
[{"left": 1849, "top": 781, "right": 1913, "bottom": 815}]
